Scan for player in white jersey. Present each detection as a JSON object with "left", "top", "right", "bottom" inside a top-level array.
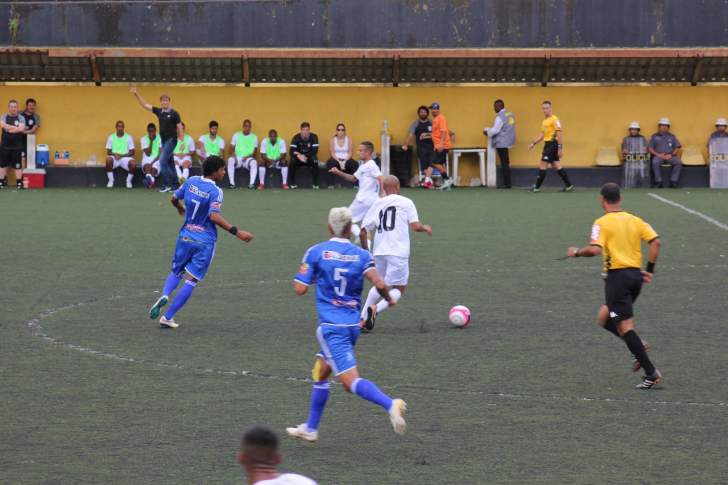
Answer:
[
  {"left": 239, "top": 426, "right": 317, "bottom": 485},
  {"left": 328, "top": 141, "right": 382, "bottom": 240},
  {"left": 359, "top": 175, "right": 432, "bottom": 331}
]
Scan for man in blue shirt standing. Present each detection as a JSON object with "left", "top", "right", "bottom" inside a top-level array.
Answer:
[
  {"left": 148, "top": 155, "right": 254, "bottom": 328},
  {"left": 286, "top": 207, "right": 407, "bottom": 442}
]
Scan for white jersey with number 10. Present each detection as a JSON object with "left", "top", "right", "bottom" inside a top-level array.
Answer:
[{"left": 362, "top": 194, "right": 419, "bottom": 258}]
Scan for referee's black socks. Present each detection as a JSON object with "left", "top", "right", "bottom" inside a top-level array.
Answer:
[
  {"left": 622, "top": 330, "right": 655, "bottom": 376},
  {"left": 603, "top": 318, "right": 620, "bottom": 337},
  {"left": 535, "top": 169, "right": 546, "bottom": 188},
  {"left": 557, "top": 168, "right": 572, "bottom": 186}
]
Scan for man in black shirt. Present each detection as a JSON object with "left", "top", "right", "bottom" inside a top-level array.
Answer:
[
  {"left": 131, "top": 87, "right": 183, "bottom": 192},
  {"left": 289, "top": 122, "right": 320, "bottom": 189},
  {"left": 22, "top": 98, "right": 40, "bottom": 161},
  {"left": 402, "top": 105, "right": 435, "bottom": 188},
  {"left": 0, "top": 99, "right": 27, "bottom": 190}
]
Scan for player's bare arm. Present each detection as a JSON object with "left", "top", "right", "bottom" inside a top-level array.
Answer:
[
  {"left": 329, "top": 166, "right": 357, "bottom": 183},
  {"left": 566, "top": 244, "right": 601, "bottom": 258},
  {"left": 642, "top": 237, "right": 661, "bottom": 283},
  {"left": 410, "top": 221, "right": 432, "bottom": 236},
  {"left": 293, "top": 280, "right": 308, "bottom": 296},
  {"left": 130, "top": 87, "right": 153, "bottom": 112},
  {"left": 170, "top": 194, "right": 186, "bottom": 216},
  {"left": 208, "top": 212, "right": 254, "bottom": 242},
  {"left": 528, "top": 133, "right": 544, "bottom": 150},
  {"left": 556, "top": 129, "right": 563, "bottom": 158},
  {"left": 365, "top": 269, "right": 395, "bottom": 306},
  {"left": 359, "top": 227, "right": 370, "bottom": 250}
]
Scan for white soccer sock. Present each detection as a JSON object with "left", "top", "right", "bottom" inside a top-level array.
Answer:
[
  {"left": 107, "top": 172, "right": 114, "bottom": 183},
  {"left": 351, "top": 223, "right": 361, "bottom": 239},
  {"left": 281, "top": 166, "right": 289, "bottom": 184},
  {"left": 126, "top": 173, "right": 134, "bottom": 184},
  {"left": 182, "top": 167, "right": 189, "bottom": 179},
  {"left": 249, "top": 160, "right": 258, "bottom": 185},
  {"left": 227, "top": 158, "right": 236, "bottom": 185},
  {"left": 258, "top": 166, "right": 266, "bottom": 185},
  {"left": 175, "top": 165, "right": 182, "bottom": 179},
  {"left": 361, "top": 286, "right": 382, "bottom": 319},
  {"left": 376, "top": 288, "right": 401, "bottom": 313}
]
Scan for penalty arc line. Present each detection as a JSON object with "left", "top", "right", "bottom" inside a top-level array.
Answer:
[
  {"left": 648, "top": 192, "right": 728, "bottom": 231},
  {"left": 23, "top": 292, "right": 727, "bottom": 411}
]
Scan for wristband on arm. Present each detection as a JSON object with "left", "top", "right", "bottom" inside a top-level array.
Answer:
[
  {"left": 229, "top": 226, "right": 238, "bottom": 235},
  {"left": 646, "top": 261, "right": 656, "bottom": 273}
]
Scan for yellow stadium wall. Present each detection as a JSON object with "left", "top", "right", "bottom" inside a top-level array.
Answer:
[{"left": 4, "top": 84, "right": 727, "bottom": 181}]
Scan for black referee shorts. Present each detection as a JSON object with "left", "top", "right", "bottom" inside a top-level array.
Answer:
[
  {"left": 541, "top": 141, "right": 560, "bottom": 163},
  {"left": 604, "top": 268, "right": 643, "bottom": 323},
  {"left": 0, "top": 147, "right": 23, "bottom": 169}
]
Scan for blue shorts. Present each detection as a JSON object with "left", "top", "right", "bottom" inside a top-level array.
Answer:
[
  {"left": 316, "top": 324, "right": 360, "bottom": 375},
  {"left": 171, "top": 235, "right": 216, "bottom": 281}
]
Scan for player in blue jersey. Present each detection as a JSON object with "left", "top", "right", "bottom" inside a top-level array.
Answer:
[
  {"left": 148, "top": 155, "right": 254, "bottom": 328},
  {"left": 286, "top": 207, "right": 407, "bottom": 442}
]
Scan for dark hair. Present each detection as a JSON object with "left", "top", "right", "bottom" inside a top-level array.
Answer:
[
  {"left": 243, "top": 119, "right": 251, "bottom": 126},
  {"left": 25, "top": 98, "right": 36, "bottom": 106},
  {"left": 300, "top": 121, "right": 310, "bottom": 129},
  {"left": 268, "top": 129, "right": 277, "bottom": 136},
  {"left": 115, "top": 120, "right": 124, "bottom": 127},
  {"left": 542, "top": 100, "right": 552, "bottom": 106},
  {"left": 336, "top": 123, "right": 346, "bottom": 131},
  {"left": 360, "top": 141, "right": 375, "bottom": 153},
  {"left": 494, "top": 99, "right": 505, "bottom": 109},
  {"left": 147, "top": 123, "right": 156, "bottom": 131},
  {"left": 203, "top": 156, "right": 225, "bottom": 176},
  {"left": 209, "top": 120, "right": 218, "bottom": 128},
  {"left": 242, "top": 426, "right": 278, "bottom": 466},
  {"left": 417, "top": 105, "right": 429, "bottom": 115},
  {"left": 8, "top": 99, "right": 18, "bottom": 105},
  {"left": 600, "top": 183, "right": 621, "bottom": 203}
]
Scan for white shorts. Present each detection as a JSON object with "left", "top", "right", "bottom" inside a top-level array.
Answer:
[
  {"left": 141, "top": 156, "right": 160, "bottom": 172},
  {"left": 174, "top": 155, "right": 192, "bottom": 165},
  {"left": 109, "top": 156, "right": 134, "bottom": 171},
  {"left": 374, "top": 255, "right": 409, "bottom": 286},
  {"left": 350, "top": 198, "right": 376, "bottom": 223},
  {"left": 228, "top": 156, "right": 257, "bottom": 170}
]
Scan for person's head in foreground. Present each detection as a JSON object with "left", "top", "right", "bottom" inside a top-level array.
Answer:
[
  {"left": 203, "top": 156, "right": 226, "bottom": 182},
  {"left": 357, "top": 141, "right": 374, "bottom": 161},
  {"left": 328, "top": 206, "right": 352, "bottom": 239},
  {"left": 238, "top": 425, "right": 317, "bottom": 484},
  {"left": 600, "top": 182, "right": 621, "bottom": 210},
  {"left": 382, "top": 174, "right": 400, "bottom": 196}
]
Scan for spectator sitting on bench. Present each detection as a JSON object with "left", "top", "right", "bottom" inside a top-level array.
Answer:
[
  {"left": 140, "top": 123, "right": 161, "bottom": 189},
  {"left": 325, "top": 123, "right": 359, "bottom": 189},
  {"left": 260, "top": 129, "right": 288, "bottom": 190},
  {"left": 708, "top": 117, "right": 728, "bottom": 146},
  {"left": 289, "top": 122, "right": 320, "bottom": 189},
  {"left": 173, "top": 122, "right": 195, "bottom": 184},
  {"left": 622, "top": 121, "right": 648, "bottom": 158},
  {"left": 648, "top": 117, "right": 682, "bottom": 189},
  {"left": 197, "top": 120, "right": 225, "bottom": 162},
  {"left": 105, "top": 120, "right": 136, "bottom": 189},
  {"left": 228, "top": 119, "right": 259, "bottom": 189}
]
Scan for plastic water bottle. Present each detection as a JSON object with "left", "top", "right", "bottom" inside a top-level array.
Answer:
[
  {"left": 54, "top": 150, "right": 59, "bottom": 159},
  {"left": 63, "top": 150, "right": 70, "bottom": 159}
]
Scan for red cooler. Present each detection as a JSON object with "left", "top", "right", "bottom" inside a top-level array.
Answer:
[{"left": 22, "top": 168, "right": 46, "bottom": 189}]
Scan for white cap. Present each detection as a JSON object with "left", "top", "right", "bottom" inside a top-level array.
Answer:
[
  {"left": 658, "top": 117, "right": 671, "bottom": 126},
  {"left": 716, "top": 117, "right": 727, "bottom": 126},
  {"left": 629, "top": 121, "right": 641, "bottom": 130},
  {"left": 328, "top": 206, "right": 352, "bottom": 237}
]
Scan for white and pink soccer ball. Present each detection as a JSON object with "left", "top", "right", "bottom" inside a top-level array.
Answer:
[{"left": 448, "top": 305, "right": 471, "bottom": 328}]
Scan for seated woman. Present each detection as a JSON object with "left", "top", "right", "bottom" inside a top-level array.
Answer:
[{"left": 325, "top": 123, "right": 359, "bottom": 188}]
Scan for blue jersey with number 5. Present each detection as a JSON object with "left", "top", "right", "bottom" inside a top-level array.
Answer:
[
  {"left": 174, "top": 176, "right": 223, "bottom": 244},
  {"left": 294, "top": 238, "right": 375, "bottom": 325}
]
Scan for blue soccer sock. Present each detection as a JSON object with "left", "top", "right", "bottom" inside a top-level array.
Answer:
[
  {"left": 163, "top": 280, "right": 196, "bottom": 319},
  {"left": 162, "top": 272, "right": 182, "bottom": 297},
  {"left": 305, "top": 381, "right": 330, "bottom": 431},
  {"left": 352, "top": 378, "right": 393, "bottom": 411}
]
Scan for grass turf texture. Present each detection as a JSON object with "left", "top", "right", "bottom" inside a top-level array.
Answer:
[{"left": 1, "top": 187, "right": 727, "bottom": 484}]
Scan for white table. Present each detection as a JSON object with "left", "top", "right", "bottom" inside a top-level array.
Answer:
[{"left": 451, "top": 142, "right": 497, "bottom": 187}]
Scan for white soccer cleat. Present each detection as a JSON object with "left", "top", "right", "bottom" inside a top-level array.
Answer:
[
  {"left": 159, "top": 316, "right": 179, "bottom": 329},
  {"left": 286, "top": 423, "right": 318, "bottom": 442},
  {"left": 388, "top": 399, "right": 407, "bottom": 435},
  {"left": 106, "top": 180, "right": 114, "bottom": 188},
  {"left": 126, "top": 180, "right": 133, "bottom": 189}
]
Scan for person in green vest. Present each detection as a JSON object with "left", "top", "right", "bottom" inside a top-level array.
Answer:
[
  {"left": 173, "top": 122, "right": 195, "bottom": 184},
  {"left": 196, "top": 120, "right": 225, "bottom": 162},
  {"left": 140, "top": 123, "right": 161, "bottom": 189},
  {"left": 105, "top": 120, "right": 136, "bottom": 189},
  {"left": 260, "top": 128, "right": 288, "bottom": 190},
  {"left": 227, "top": 119, "right": 259, "bottom": 189}
]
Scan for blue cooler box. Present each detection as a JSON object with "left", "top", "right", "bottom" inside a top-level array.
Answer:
[{"left": 36, "top": 144, "right": 49, "bottom": 167}]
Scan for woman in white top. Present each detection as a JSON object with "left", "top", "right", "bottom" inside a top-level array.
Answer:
[{"left": 325, "top": 123, "right": 359, "bottom": 188}]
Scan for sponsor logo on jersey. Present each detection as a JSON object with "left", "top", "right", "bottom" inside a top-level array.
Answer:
[
  {"left": 323, "top": 251, "right": 359, "bottom": 262},
  {"left": 188, "top": 184, "right": 210, "bottom": 198}
]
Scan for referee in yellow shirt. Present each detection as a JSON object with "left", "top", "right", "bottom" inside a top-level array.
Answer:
[
  {"left": 567, "top": 183, "right": 662, "bottom": 389},
  {"left": 528, "top": 101, "right": 574, "bottom": 192}
]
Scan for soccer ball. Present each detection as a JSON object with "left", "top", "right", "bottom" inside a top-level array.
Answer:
[{"left": 448, "top": 305, "right": 471, "bottom": 328}]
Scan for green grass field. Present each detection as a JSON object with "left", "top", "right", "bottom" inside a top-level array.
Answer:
[{"left": 2, "top": 186, "right": 727, "bottom": 484}]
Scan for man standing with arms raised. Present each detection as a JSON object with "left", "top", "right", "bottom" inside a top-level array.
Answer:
[{"left": 131, "top": 87, "right": 184, "bottom": 193}]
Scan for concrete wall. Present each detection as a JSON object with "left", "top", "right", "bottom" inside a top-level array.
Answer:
[
  {"left": 4, "top": 84, "right": 725, "bottom": 180},
  {"left": 2, "top": 0, "right": 727, "bottom": 48}
]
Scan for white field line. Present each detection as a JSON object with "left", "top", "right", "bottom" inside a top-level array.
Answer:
[
  {"left": 648, "top": 192, "right": 728, "bottom": 231},
  {"left": 24, "top": 291, "right": 727, "bottom": 410}
]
